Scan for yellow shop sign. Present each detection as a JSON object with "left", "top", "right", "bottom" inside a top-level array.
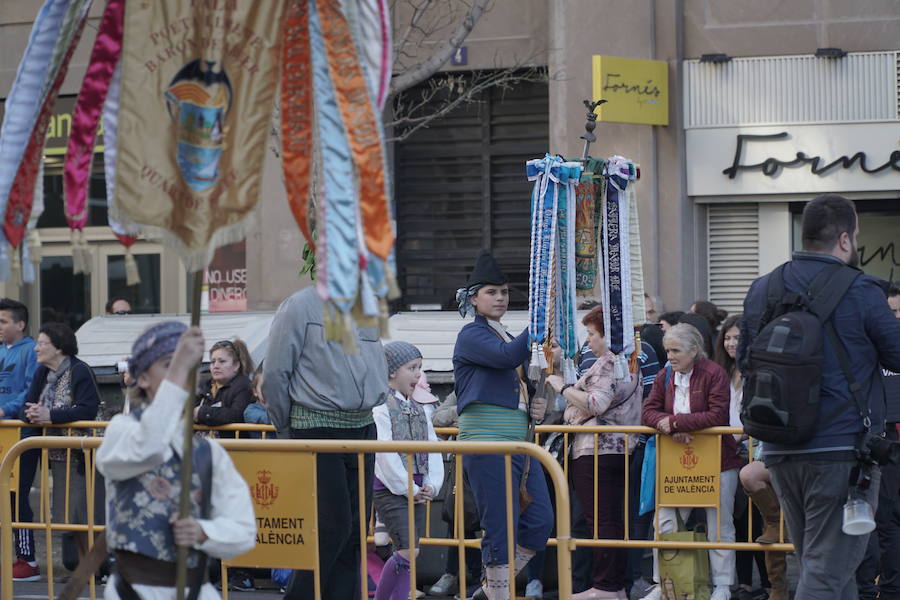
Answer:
[
  {"left": 657, "top": 433, "right": 720, "bottom": 507},
  {"left": 591, "top": 56, "right": 669, "bottom": 125}
]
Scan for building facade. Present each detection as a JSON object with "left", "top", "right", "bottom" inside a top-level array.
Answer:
[{"left": 2, "top": 0, "right": 899, "bottom": 327}]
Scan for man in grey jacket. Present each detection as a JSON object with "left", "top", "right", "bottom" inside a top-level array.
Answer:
[{"left": 264, "top": 286, "right": 389, "bottom": 600}]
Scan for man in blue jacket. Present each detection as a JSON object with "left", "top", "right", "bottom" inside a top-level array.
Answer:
[
  {"left": 0, "top": 299, "right": 36, "bottom": 419},
  {"left": 740, "top": 195, "right": 900, "bottom": 599},
  {"left": 0, "top": 298, "right": 38, "bottom": 580},
  {"left": 856, "top": 284, "right": 900, "bottom": 600}
]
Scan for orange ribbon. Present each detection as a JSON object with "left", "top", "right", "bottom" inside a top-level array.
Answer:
[
  {"left": 315, "top": 0, "right": 394, "bottom": 260},
  {"left": 281, "top": 0, "right": 315, "bottom": 251}
]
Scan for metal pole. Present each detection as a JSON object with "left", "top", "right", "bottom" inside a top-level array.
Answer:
[
  {"left": 175, "top": 269, "right": 204, "bottom": 600},
  {"left": 579, "top": 99, "right": 607, "bottom": 161}
]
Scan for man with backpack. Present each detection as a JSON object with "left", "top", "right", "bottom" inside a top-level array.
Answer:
[{"left": 739, "top": 194, "right": 900, "bottom": 599}]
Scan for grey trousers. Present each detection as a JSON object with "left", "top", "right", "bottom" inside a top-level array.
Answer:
[{"left": 768, "top": 453, "right": 880, "bottom": 600}]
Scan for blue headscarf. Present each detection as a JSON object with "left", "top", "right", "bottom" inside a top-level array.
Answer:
[{"left": 455, "top": 284, "right": 484, "bottom": 318}]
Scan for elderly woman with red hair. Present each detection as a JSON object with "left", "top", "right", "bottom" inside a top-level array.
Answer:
[{"left": 546, "top": 306, "right": 643, "bottom": 600}]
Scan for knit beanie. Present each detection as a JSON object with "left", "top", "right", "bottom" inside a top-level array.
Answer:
[
  {"left": 384, "top": 341, "right": 422, "bottom": 376},
  {"left": 128, "top": 321, "right": 188, "bottom": 379}
]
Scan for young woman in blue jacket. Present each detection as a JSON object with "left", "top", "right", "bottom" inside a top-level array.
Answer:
[{"left": 452, "top": 250, "right": 552, "bottom": 600}]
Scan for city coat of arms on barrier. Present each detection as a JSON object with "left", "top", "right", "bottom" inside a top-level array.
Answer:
[
  {"left": 252, "top": 469, "right": 279, "bottom": 509},
  {"left": 679, "top": 444, "right": 700, "bottom": 470}
]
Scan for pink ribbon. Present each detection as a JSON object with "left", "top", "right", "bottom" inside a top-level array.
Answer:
[{"left": 63, "top": 0, "right": 126, "bottom": 231}]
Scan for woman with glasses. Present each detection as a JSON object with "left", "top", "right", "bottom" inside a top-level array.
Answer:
[
  {"left": 194, "top": 339, "right": 254, "bottom": 436},
  {"left": 18, "top": 321, "right": 100, "bottom": 574}
]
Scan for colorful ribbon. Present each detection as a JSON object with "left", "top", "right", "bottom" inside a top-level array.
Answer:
[
  {"left": 526, "top": 155, "right": 558, "bottom": 379},
  {"left": 600, "top": 156, "right": 638, "bottom": 375},
  {"left": 574, "top": 158, "right": 605, "bottom": 291},
  {"left": 0, "top": 0, "right": 89, "bottom": 281},
  {"left": 555, "top": 160, "right": 582, "bottom": 382},
  {"left": 309, "top": 0, "right": 359, "bottom": 323},
  {"left": 3, "top": 0, "right": 93, "bottom": 252},
  {"left": 316, "top": 0, "right": 394, "bottom": 261},
  {"left": 64, "top": 0, "right": 125, "bottom": 232},
  {"left": 281, "top": 0, "right": 315, "bottom": 251}
]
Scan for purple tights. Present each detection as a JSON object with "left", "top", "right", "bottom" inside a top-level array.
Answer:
[{"left": 374, "top": 552, "right": 411, "bottom": 600}]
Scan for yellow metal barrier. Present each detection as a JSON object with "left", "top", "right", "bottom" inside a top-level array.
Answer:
[
  {"left": 0, "top": 419, "right": 277, "bottom": 437},
  {"left": 1, "top": 437, "right": 575, "bottom": 600},
  {"left": 0, "top": 426, "right": 792, "bottom": 600}
]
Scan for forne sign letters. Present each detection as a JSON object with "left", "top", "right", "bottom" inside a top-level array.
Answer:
[{"left": 686, "top": 123, "right": 900, "bottom": 196}]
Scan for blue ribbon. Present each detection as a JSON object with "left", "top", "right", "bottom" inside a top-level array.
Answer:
[{"left": 309, "top": 0, "right": 359, "bottom": 313}]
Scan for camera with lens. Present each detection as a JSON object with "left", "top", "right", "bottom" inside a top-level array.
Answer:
[{"left": 859, "top": 432, "right": 900, "bottom": 466}]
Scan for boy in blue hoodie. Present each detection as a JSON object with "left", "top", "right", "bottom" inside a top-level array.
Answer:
[
  {"left": 0, "top": 298, "right": 38, "bottom": 580},
  {"left": 0, "top": 298, "right": 36, "bottom": 419}
]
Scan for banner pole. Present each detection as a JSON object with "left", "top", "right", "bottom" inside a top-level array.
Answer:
[{"left": 176, "top": 269, "right": 204, "bottom": 600}]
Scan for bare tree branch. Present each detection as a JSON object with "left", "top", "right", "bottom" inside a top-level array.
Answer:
[
  {"left": 386, "top": 65, "right": 549, "bottom": 143},
  {"left": 392, "top": 0, "right": 435, "bottom": 68},
  {"left": 389, "top": 0, "right": 490, "bottom": 95}
]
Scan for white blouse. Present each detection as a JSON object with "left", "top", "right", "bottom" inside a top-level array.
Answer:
[
  {"left": 729, "top": 382, "right": 743, "bottom": 428},
  {"left": 97, "top": 380, "right": 256, "bottom": 600},
  {"left": 373, "top": 390, "right": 444, "bottom": 498},
  {"left": 673, "top": 369, "right": 693, "bottom": 415}
]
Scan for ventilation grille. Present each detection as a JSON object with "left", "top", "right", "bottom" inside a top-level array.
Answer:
[
  {"left": 685, "top": 52, "right": 899, "bottom": 128},
  {"left": 708, "top": 204, "right": 759, "bottom": 315}
]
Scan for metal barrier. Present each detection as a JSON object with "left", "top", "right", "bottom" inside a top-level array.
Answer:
[
  {"left": 0, "top": 424, "right": 792, "bottom": 599},
  {"left": 436, "top": 424, "right": 793, "bottom": 553},
  {"left": 0, "top": 436, "right": 574, "bottom": 600},
  {"left": 0, "top": 419, "right": 277, "bottom": 437}
]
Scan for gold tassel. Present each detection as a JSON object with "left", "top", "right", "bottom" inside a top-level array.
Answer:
[
  {"left": 378, "top": 298, "right": 391, "bottom": 339},
  {"left": 386, "top": 269, "right": 401, "bottom": 300},
  {"left": 10, "top": 245, "right": 22, "bottom": 287},
  {"left": 630, "top": 331, "right": 641, "bottom": 373},
  {"left": 323, "top": 305, "right": 337, "bottom": 342},
  {"left": 27, "top": 230, "right": 42, "bottom": 266},
  {"left": 341, "top": 313, "right": 358, "bottom": 354},
  {"left": 70, "top": 230, "right": 82, "bottom": 274},
  {"left": 124, "top": 247, "right": 141, "bottom": 286},
  {"left": 78, "top": 230, "right": 93, "bottom": 275}
]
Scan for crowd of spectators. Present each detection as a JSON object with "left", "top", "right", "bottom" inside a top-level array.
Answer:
[{"left": 2, "top": 195, "right": 900, "bottom": 600}]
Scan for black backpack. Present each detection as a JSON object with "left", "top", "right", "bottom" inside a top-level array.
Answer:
[{"left": 741, "top": 262, "right": 862, "bottom": 445}]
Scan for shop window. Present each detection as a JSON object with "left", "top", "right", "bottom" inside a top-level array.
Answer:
[
  {"left": 393, "top": 74, "right": 549, "bottom": 310},
  {"left": 107, "top": 254, "right": 162, "bottom": 314},
  {"left": 40, "top": 256, "right": 91, "bottom": 330},
  {"left": 791, "top": 201, "right": 900, "bottom": 284},
  {"left": 37, "top": 154, "right": 109, "bottom": 228}
]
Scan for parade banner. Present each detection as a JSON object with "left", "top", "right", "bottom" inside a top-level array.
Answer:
[
  {"left": 226, "top": 450, "right": 318, "bottom": 570},
  {"left": 113, "top": 1, "right": 284, "bottom": 271},
  {"left": 657, "top": 434, "right": 720, "bottom": 507},
  {"left": 0, "top": 427, "right": 20, "bottom": 493}
]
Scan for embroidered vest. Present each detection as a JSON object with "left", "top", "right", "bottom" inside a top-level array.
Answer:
[
  {"left": 385, "top": 393, "right": 429, "bottom": 476},
  {"left": 106, "top": 410, "right": 210, "bottom": 566}
]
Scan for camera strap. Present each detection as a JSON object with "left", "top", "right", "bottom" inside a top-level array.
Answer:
[
  {"left": 823, "top": 321, "right": 871, "bottom": 434},
  {"left": 802, "top": 263, "right": 870, "bottom": 436}
]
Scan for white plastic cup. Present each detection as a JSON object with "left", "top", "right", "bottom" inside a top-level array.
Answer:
[{"left": 843, "top": 498, "right": 876, "bottom": 536}]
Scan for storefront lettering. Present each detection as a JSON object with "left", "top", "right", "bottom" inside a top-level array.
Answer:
[
  {"left": 723, "top": 132, "right": 900, "bottom": 179},
  {"left": 602, "top": 73, "right": 662, "bottom": 101}
]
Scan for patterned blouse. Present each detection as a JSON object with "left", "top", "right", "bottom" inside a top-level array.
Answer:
[{"left": 564, "top": 351, "right": 642, "bottom": 459}]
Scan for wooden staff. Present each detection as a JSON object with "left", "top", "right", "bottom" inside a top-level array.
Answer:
[{"left": 175, "top": 269, "right": 205, "bottom": 600}]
